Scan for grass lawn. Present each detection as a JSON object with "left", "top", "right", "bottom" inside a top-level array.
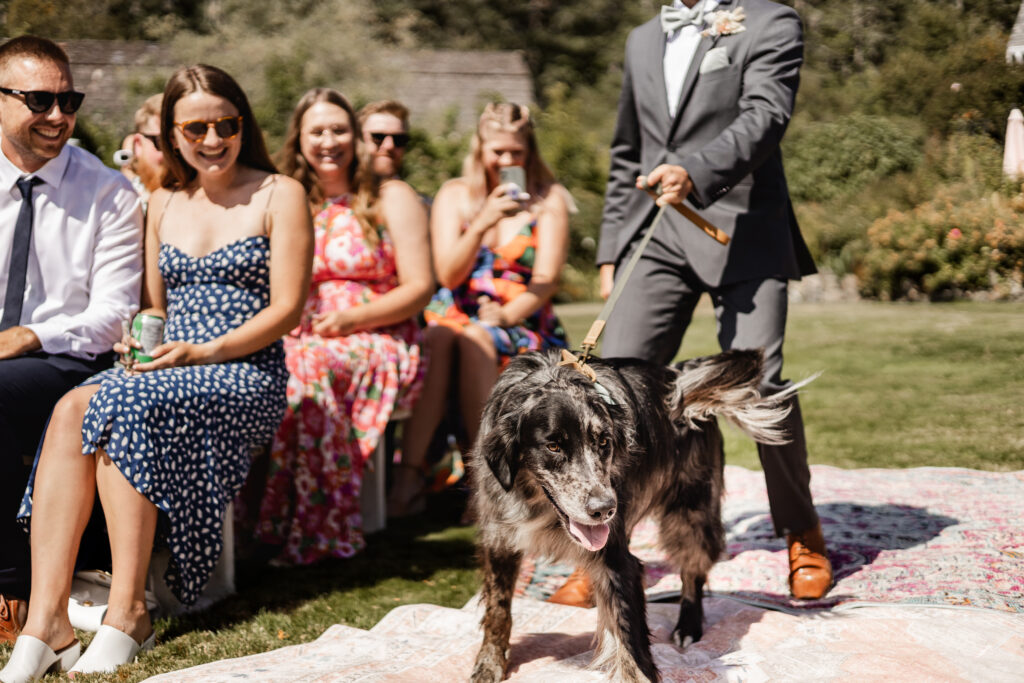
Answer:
[{"left": 14, "top": 300, "right": 1023, "bottom": 681}]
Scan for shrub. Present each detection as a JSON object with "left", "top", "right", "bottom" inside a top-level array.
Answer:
[
  {"left": 858, "top": 189, "right": 1024, "bottom": 300},
  {"left": 784, "top": 114, "right": 923, "bottom": 203}
]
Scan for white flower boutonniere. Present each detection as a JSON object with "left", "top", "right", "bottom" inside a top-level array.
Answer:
[{"left": 702, "top": 7, "right": 747, "bottom": 38}]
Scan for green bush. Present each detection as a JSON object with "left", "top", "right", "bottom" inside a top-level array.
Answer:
[
  {"left": 784, "top": 114, "right": 923, "bottom": 203},
  {"left": 858, "top": 189, "right": 1024, "bottom": 300}
]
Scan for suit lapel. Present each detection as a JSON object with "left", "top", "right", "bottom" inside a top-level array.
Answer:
[
  {"left": 643, "top": 20, "right": 673, "bottom": 128},
  {"left": 667, "top": 0, "right": 735, "bottom": 141}
]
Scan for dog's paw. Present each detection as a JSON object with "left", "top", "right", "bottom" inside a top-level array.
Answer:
[
  {"left": 671, "top": 629, "right": 695, "bottom": 650},
  {"left": 471, "top": 644, "right": 508, "bottom": 683}
]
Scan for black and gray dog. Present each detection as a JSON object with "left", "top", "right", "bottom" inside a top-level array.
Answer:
[{"left": 469, "top": 348, "right": 804, "bottom": 682}]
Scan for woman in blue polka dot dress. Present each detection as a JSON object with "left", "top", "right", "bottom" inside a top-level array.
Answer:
[{"left": 0, "top": 65, "right": 312, "bottom": 682}]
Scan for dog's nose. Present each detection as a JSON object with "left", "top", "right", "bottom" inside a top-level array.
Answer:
[{"left": 586, "top": 493, "right": 616, "bottom": 522}]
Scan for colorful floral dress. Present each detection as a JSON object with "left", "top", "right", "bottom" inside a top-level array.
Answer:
[
  {"left": 424, "top": 219, "right": 568, "bottom": 362},
  {"left": 255, "top": 196, "right": 425, "bottom": 564}
]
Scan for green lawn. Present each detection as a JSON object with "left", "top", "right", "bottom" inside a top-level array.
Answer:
[{"left": 15, "top": 300, "right": 1024, "bottom": 681}]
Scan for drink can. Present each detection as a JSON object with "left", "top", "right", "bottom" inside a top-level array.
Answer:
[{"left": 131, "top": 313, "right": 165, "bottom": 363}]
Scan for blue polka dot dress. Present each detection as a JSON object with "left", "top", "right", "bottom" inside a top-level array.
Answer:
[{"left": 19, "top": 235, "right": 287, "bottom": 606}]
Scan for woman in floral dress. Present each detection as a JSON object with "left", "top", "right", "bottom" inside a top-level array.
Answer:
[
  {"left": 254, "top": 88, "right": 432, "bottom": 564},
  {"left": 387, "top": 102, "right": 571, "bottom": 516}
]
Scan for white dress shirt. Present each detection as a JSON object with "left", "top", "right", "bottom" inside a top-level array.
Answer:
[
  {"left": 664, "top": 0, "right": 719, "bottom": 118},
  {"left": 0, "top": 139, "right": 143, "bottom": 359}
]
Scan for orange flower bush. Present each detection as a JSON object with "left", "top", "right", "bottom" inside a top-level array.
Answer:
[{"left": 859, "top": 189, "right": 1024, "bottom": 300}]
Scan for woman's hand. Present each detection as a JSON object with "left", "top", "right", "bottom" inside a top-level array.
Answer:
[
  {"left": 470, "top": 184, "right": 525, "bottom": 236},
  {"left": 476, "top": 295, "right": 510, "bottom": 327},
  {"left": 131, "top": 340, "right": 216, "bottom": 372},
  {"left": 311, "top": 310, "right": 359, "bottom": 337},
  {"left": 113, "top": 321, "right": 142, "bottom": 373}
]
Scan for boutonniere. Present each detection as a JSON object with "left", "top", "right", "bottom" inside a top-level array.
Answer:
[{"left": 702, "top": 7, "right": 746, "bottom": 38}]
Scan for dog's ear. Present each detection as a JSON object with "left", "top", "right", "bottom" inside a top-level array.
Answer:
[{"left": 480, "top": 412, "right": 521, "bottom": 492}]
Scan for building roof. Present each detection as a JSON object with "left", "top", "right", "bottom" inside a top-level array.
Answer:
[{"left": 51, "top": 39, "right": 533, "bottom": 133}]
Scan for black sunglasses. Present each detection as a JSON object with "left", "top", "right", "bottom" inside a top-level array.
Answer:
[
  {"left": 174, "top": 116, "right": 243, "bottom": 142},
  {"left": 0, "top": 86, "right": 85, "bottom": 114},
  {"left": 369, "top": 132, "right": 410, "bottom": 149},
  {"left": 139, "top": 133, "right": 161, "bottom": 148}
]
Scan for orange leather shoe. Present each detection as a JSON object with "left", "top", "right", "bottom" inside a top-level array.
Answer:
[
  {"left": 0, "top": 593, "right": 26, "bottom": 644},
  {"left": 787, "top": 523, "right": 833, "bottom": 600},
  {"left": 547, "top": 568, "right": 594, "bottom": 608}
]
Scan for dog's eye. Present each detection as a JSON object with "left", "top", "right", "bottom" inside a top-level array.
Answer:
[
  {"left": 545, "top": 443, "right": 561, "bottom": 453},
  {"left": 598, "top": 437, "right": 610, "bottom": 449}
]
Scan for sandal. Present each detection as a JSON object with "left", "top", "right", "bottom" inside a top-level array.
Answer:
[
  {"left": 0, "top": 635, "right": 80, "bottom": 683},
  {"left": 67, "top": 625, "right": 154, "bottom": 676},
  {"left": 387, "top": 463, "right": 428, "bottom": 518}
]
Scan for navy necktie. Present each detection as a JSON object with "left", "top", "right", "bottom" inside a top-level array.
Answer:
[{"left": 1, "top": 176, "right": 43, "bottom": 331}]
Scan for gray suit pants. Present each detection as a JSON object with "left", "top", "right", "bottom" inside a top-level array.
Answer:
[{"left": 602, "top": 229, "right": 818, "bottom": 537}]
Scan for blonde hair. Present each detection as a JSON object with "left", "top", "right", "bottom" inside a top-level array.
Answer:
[
  {"left": 133, "top": 93, "right": 162, "bottom": 132},
  {"left": 357, "top": 99, "right": 409, "bottom": 129},
  {"left": 462, "top": 102, "right": 557, "bottom": 215},
  {"left": 276, "top": 88, "right": 383, "bottom": 245}
]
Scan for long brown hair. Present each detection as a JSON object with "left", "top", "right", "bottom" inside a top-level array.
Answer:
[
  {"left": 462, "top": 102, "right": 557, "bottom": 215},
  {"left": 159, "top": 64, "right": 276, "bottom": 189},
  {"left": 276, "top": 87, "right": 382, "bottom": 244}
]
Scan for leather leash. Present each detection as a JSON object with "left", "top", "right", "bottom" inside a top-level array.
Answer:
[{"left": 571, "top": 186, "right": 728, "bottom": 369}]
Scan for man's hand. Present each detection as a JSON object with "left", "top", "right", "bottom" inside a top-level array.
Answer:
[
  {"left": 636, "top": 164, "right": 694, "bottom": 207},
  {"left": 0, "top": 326, "right": 41, "bottom": 360},
  {"left": 599, "top": 264, "right": 615, "bottom": 300}
]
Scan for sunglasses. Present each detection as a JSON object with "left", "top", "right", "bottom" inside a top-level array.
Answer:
[
  {"left": 368, "top": 132, "right": 410, "bottom": 149},
  {"left": 138, "top": 133, "right": 161, "bottom": 148},
  {"left": 0, "top": 87, "right": 85, "bottom": 114},
  {"left": 174, "top": 115, "right": 243, "bottom": 142}
]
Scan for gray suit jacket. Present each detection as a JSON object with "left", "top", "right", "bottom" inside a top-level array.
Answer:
[{"left": 597, "top": 0, "right": 815, "bottom": 287}]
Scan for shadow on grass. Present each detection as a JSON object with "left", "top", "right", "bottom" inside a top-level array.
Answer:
[{"left": 158, "top": 489, "right": 479, "bottom": 640}]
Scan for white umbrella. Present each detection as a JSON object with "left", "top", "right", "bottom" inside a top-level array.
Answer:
[{"left": 1003, "top": 108, "right": 1024, "bottom": 178}]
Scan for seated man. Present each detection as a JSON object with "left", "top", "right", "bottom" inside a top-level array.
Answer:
[
  {"left": 357, "top": 99, "right": 411, "bottom": 180},
  {"left": 122, "top": 93, "right": 164, "bottom": 209},
  {"left": 0, "top": 35, "right": 143, "bottom": 642}
]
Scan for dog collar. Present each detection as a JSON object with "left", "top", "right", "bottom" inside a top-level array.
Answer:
[{"left": 558, "top": 349, "right": 617, "bottom": 405}]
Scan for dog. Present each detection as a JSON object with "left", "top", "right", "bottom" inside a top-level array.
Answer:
[{"left": 469, "top": 347, "right": 804, "bottom": 682}]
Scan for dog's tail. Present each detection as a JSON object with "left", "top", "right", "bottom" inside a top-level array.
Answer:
[{"left": 669, "top": 349, "right": 818, "bottom": 445}]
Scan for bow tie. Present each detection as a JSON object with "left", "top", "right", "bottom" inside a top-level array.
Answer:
[{"left": 660, "top": 3, "right": 706, "bottom": 33}]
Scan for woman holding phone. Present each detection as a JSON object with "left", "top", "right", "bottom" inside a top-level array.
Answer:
[{"left": 387, "top": 102, "right": 571, "bottom": 518}]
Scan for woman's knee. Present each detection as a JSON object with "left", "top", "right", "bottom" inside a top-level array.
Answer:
[
  {"left": 48, "top": 385, "right": 98, "bottom": 433},
  {"left": 425, "top": 324, "right": 457, "bottom": 354},
  {"left": 458, "top": 324, "right": 496, "bottom": 356}
]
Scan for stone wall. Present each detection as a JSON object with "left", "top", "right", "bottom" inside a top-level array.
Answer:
[{"left": 51, "top": 39, "right": 533, "bottom": 133}]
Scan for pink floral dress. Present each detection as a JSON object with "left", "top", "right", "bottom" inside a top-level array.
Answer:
[{"left": 255, "top": 196, "right": 425, "bottom": 564}]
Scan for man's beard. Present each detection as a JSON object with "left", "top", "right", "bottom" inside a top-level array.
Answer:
[{"left": 136, "top": 158, "right": 164, "bottom": 192}]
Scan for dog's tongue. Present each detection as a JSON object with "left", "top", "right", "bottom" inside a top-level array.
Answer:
[{"left": 568, "top": 519, "right": 610, "bottom": 551}]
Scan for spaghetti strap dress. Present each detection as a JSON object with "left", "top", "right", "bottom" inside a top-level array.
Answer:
[
  {"left": 254, "top": 195, "right": 425, "bottom": 564},
  {"left": 18, "top": 188, "right": 288, "bottom": 606},
  {"left": 424, "top": 218, "right": 568, "bottom": 364}
]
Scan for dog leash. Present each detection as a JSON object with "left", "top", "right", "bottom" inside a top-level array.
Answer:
[{"left": 563, "top": 184, "right": 729, "bottom": 376}]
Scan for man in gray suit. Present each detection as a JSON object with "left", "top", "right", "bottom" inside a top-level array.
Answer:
[{"left": 550, "top": 0, "right": 831, "bottom": 607}]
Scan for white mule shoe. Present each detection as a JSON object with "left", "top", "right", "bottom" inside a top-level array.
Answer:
[
  {"left": 0, "top": 635, "right": 80, "bottom": 683},
  {"left": 67, "top": 625, "right": 154, "bottom": 676}
]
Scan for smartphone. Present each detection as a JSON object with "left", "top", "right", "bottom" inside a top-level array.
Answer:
[{"left": 499, "top": 165, "right": 527, "bottom": 200}]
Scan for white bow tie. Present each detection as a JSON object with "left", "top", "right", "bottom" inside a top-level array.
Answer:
[{"left": 660, "top": 4, "right": 707, "bottom": 33}]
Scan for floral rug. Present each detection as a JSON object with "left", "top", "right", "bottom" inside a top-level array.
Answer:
[
  {"left": 145, "top": 465, "right": 1024, "bottom": 681},
  {"left": 146, "top": 596, "right": 1024, "bottom": 682},
  {"left": 517, "top": 465, "right": 1024, "bottom": 613}
]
